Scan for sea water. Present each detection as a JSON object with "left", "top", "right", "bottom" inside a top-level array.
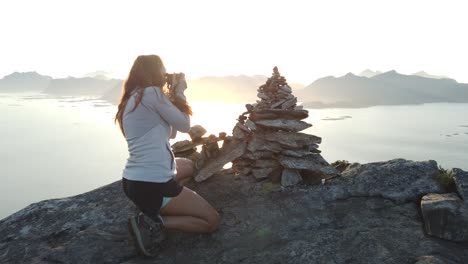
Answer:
[{"left": 0, "top": 92, "right": 467, "bottom": 219}]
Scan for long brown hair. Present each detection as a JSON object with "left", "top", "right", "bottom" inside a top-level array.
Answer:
[{"left": 114, "top": 55, "right": 192, "bottom": 137}]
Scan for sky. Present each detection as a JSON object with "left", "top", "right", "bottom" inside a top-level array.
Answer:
[{"left": 0, "top": 0, "right": 467, "bottom": 85}]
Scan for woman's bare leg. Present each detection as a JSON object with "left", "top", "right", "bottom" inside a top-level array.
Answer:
[
  {"left": 174, "top": 158, "right": 194, "bottom": 186},
  {"left": 160, "top": 187, "right": 220, "bottom": 233}
]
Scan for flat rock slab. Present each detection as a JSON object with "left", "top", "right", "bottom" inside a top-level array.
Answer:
[
  {"left": 278, "top": 154, "right": 339, "bottom": 175},
  {"left": 249, "top": 109, "right": 309, "bottom": 121},
  {"left": 254, "top": 119, "right": 312, "bottom": 132},
  {"left": 281, "top": 148, "right": 313, "bottom": 157},
  {"left": 271, "top": 97, "right": 297, "bottom": 109},
  {"left": 421, "top": 193, "right": 468, "bottom": 242},
  {"left": 279, "top": 84, "right": 292, "bottom": 93},
  {"left": 194, "top": 140, "right": 247, "bottom": 182},
  {"left": 171, "top": 140, "right": 196, "bottom": 153},
  {"left": 280, "top": 97, "right": 297, "bottom": 109},
  {"left": 247, "top": 136, "right": 282, "bottom": 153},
  {"left": 262, "top": 130, "right": 321, "bottom": 149},
  {"left": 452, "top": 168, "right": 468, "bottom": 202}
]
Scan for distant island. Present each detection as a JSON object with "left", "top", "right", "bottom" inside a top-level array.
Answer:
[
  {"left": 1, "top": 70, "right": 468, "bottom": 108},
  {"left": 296, "top": 70, "right": 468, "bottom": 108}
]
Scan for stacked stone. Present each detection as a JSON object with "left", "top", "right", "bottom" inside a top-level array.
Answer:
[
  {"left": 172, "top": 125, "right": 229, "bottom": 170},
  {"left": 172, "top": 125, "right": 246, "bottom": 183},
  {"left": 231, "top": 67, "right": 339, "bottom": 186}
]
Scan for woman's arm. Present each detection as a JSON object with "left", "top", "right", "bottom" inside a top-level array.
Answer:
[
  {"left": 170, "top": 126, "right": 178, "bottom": 139},
  {"left": 144, "top": 87, "right": 191, "bottom": 133}
]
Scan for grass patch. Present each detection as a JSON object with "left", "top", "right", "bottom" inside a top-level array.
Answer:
[
  {"left": 437, "top": 165, "right": 455, "bottom": 191},
  {"left": 331, "top": 160, "right": 351, "bottom": 172}
]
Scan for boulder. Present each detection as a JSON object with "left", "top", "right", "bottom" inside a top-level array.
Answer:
[
  {"left": 0, "top": 181, "right": 135, "bottom": 264},
  {"left": 421, "top": 193, "right": 468, "bottom": 242},
  {"left": 321, "top": 159, "right": 445, "bottom": 204},
  {"left": 452, "top": 168, "right": 468, "bottom": 201}
]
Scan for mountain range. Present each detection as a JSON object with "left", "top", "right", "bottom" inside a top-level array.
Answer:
[
  {"left": 1, "top": 70, "right": 467, "bottom": 108},
  {"left": 0, "top": 72, "right": 121, "bottom": 96},
  {"left": 0, "top": 72, "right": 52, "bottom": 92},
  {"left": 297, "top": 70, "right": 468, "bottom": 108}
]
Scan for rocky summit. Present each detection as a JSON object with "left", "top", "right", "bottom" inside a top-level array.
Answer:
[
  {"left": 2, "top": 68, "right": 468, "bottom": 263},
  {"left": 1, "top": 159, "right": 468, "bottom": 264}
]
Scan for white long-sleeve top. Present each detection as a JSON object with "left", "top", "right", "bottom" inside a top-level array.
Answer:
[{"left": 122, "top": 86, "right": 190, "bottom": 183}]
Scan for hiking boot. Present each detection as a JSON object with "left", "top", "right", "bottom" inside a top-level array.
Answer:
[
  {"left": 127, "top": 213, "right": 166, "bottom": 257},
  {"left": 141, "top": 213, "right": 167, "bottom": 244}
]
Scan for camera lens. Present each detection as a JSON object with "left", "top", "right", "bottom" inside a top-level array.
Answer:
[{"left": 165, "top": 73, "right": 173, "bottom": 85}]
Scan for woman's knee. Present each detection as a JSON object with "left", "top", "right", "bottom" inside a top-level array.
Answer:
[
  {"left": 206, "top": 210, "right": 221, "bottom": 233},
  {"left": 176, "top": 158, "right": 195, "bottom": 178}
]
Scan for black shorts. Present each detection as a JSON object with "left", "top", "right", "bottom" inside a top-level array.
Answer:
[{"left": 122, "top": 177, "right": 183, "bottom": 221}]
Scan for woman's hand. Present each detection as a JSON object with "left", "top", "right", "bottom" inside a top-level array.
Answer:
[
  {"left": 173, "top": 73, "right": 188, "bottom": 100},
  {"left": 169, "top": 73, "right": 192, "bottom": 116}
]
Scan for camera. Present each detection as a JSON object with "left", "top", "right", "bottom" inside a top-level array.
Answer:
[{"left": 165, "top": 73, "right": 183, "bottom": 86}]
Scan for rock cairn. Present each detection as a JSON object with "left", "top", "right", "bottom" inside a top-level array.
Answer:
[
  {"left": 172, "top": 67, "right": 339, "bottom": 185},
  {"left": 231, "top": 67, "right": 339, "bottom": 186}
]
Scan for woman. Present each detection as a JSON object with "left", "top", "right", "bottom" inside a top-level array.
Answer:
[{"left": 114, "top": 55, "right": 220, "bottom": 256}]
